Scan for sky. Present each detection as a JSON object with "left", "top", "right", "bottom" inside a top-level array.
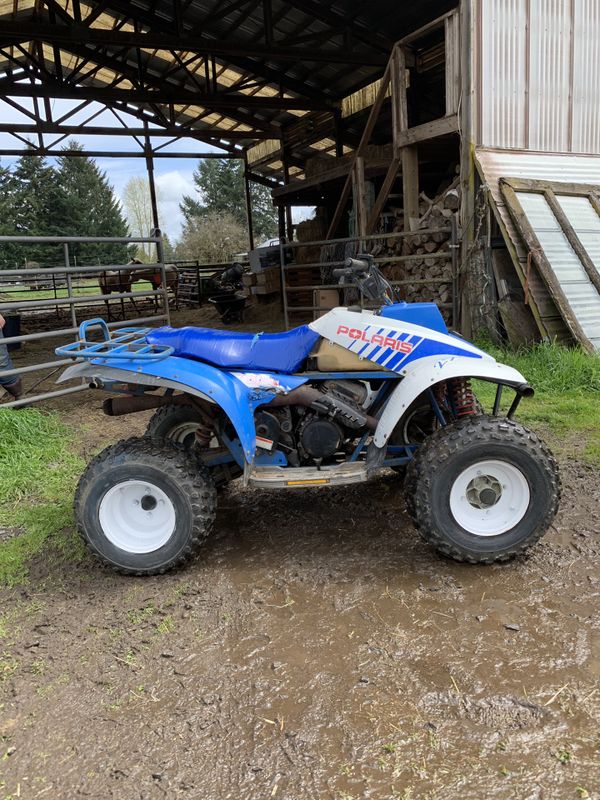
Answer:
[{"left": 0, "top": 97, "right": 312, "bottom": 245}]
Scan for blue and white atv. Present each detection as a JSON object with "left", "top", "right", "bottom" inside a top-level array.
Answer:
[{"left": 57, "top": 255, "right": 560, "bottom": 575}]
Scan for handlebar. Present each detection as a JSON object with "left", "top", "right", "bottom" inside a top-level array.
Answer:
[{"left": 332, "top": 256, "right": 371, "bottom": 279}]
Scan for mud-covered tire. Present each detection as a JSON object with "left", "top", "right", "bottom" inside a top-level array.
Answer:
[
  {"left": 74, "top": 437, "right": 216, "bottom": 576},
  {"left": 145, "top": 404, "right": 203, "bottom": 448},
  {"left": 404, "top": 415, "right": 560, "bottom": 563}
]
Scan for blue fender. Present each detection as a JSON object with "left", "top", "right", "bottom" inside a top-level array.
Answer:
[{"left": 57, "top": 355, "right": 308, "bottom": 462}]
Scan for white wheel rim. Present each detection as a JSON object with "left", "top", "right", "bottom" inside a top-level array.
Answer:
[
  {"left": 449, "top": 459, "right": 530, "bottom": 537},
  {"left": 164, "top": 421, "right": 200, "bottom": 445},
  {"left": 98, "top": 480, "right": 176, "bottom": 553}
]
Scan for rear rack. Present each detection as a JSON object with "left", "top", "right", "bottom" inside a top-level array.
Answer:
[{"left": 55, "top": 318, "right": 173, "bottom": 362}]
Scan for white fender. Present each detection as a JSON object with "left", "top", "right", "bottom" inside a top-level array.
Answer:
[{"left": 373, "top": 355, "right": 529, "bottom": 447}]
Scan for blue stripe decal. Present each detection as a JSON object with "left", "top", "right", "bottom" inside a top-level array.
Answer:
[
  {"left": 375, "top": 330, "right": 409, "bottom": 365},
  {"left": 348, "top": 324, "right": 370, "bottom": 352},
  {"left": 355, "top": 326, "right": 373, "bottom": 355},
  {"left": 381, "top": 332, "right": 411, "bottom": 369},
  {"left": 386, "top": 336, "right": 424, "bottom": 371},
  {"left": 362, "top": 328, "right": 386, "bottom": 361}
]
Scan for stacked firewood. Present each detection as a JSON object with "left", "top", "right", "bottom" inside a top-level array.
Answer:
[{"left": 375, "top": 179, "right": 460, "bottom": 313}]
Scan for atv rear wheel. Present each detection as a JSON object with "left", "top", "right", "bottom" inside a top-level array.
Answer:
[
  {"left": 145, "top": 403, "right": 242, "bottom": 488},
  {"left": 145, "top": 404, "right": 204, "bottom": 448},
  {"left": 75, "top": 437, "right": 216, "bottom": 575},
  {"left": 405, "top": 415, "right": 560, "bottom": 563}
]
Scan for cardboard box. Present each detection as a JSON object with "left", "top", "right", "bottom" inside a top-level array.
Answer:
[{"left": 313, "top": 288, "right": 340, "bottom": 319}]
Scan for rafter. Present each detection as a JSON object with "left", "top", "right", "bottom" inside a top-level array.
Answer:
[
  {"left": 3, "top": 80, "right": 332, "bottom": 110},
  {"left": 0, "top": 21, "right": 387, "bottom": 66}
]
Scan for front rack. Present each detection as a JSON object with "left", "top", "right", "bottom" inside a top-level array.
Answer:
[{"left": 55, "top": 318, "right": 173, "bottom": 362}]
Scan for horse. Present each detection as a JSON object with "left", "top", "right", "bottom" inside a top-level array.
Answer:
[
  {"left": 99, "top": 261, "right": 179, "bottom": 319},
  {"left": 130, "top": 264, "right": 179, "bottom": 310}
]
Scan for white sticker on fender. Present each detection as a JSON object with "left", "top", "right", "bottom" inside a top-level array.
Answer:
[{"left": 232, "top": 372, "right": 284, "bottom": 391}]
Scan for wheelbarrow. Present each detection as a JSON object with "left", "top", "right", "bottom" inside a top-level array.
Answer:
[{"left": 208, "top": 290, "right": 247, "bottom": 323}]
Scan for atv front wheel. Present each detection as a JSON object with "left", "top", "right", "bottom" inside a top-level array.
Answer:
[
  {"left": 405, "top": 415, "right": 560, "bottom": 563},
  {"left": 75, "top": 437, "right": 216, "bottom": 575}
]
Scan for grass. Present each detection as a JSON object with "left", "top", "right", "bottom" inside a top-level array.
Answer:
[
  {"left": 473, "top": 338, "right": 600, "bottom": 466},
  {"left": 0, "top": 409, "right": 85, "bottom": 587},
  {"left": 0, "top": 280, "right": 154, "bottom": 304}
]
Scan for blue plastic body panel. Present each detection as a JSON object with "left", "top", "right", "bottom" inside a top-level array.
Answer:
[
  {"left": 379, "top": 302, "right": 448, "bottom": 335},
  {"left": 146, "top": 324, "right": 320, "bottom": 374},
  {"left": 86, "top": 353, "right": 308, "bottom": 462}
]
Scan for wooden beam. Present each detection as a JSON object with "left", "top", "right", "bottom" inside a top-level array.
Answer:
[
  {"left": 353, "top": 156, "right": 368, "bottom": 239},
  {"left": 544, "top": 189, "right": 600, "bottom": 298},
  {"left": 325, "top": 61, "right": 391, "bottom": 238},
  {"left": 402, "top": 145, "right": 419, "bottom": 231},
  {"left": 365, "top": 155, "right": 401, "bottom": 233},
  {"left": 445, "top": 11, "right": 461, "bottom": 116},
  {"left": 365, "top": 43, "right": 408, "bottom": 235}
]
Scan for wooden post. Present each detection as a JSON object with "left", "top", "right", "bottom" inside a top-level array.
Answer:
[
  {"left": 353, "top": 156, "right": 367, "bottom": 239},
  {"left": 283, "top": 154, "right": 293, "bottom": 240},
  {"left": 402, "top": 145, "right": 419, "bottom": 231},
  {"left": 243, "top": 155, "right": 255, "bottom": 251},
  {"left": 366, "top": 43, "right": 409, "bottom": 235},
  {"left": 326, "top": 61, "right": 391, "bottom": 239}
]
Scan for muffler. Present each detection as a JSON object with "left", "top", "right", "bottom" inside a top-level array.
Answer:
[{"left": 103, "top": 394, "right": 188, "bottom": 417}]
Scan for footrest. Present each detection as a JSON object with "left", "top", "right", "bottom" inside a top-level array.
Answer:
[{"left": 249, "top": 462, "right": 367, "bottom": 489}]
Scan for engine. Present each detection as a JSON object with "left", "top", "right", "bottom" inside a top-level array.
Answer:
[{"left": 255, "top": 380, "right": 374, "bottom": 466}]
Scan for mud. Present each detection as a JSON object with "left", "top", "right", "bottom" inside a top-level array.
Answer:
[
  {"left": 0, "top": 304, "right": 599, "bottom": 798},
  {"left": 0, "top": 446, "right": 598, "bottom": 799}
]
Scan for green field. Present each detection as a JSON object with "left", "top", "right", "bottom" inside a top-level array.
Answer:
[{"left": 0, "top": 279, "right": 155, "bottom": 303}]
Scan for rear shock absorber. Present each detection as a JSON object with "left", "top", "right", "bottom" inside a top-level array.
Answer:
[
  {"left": 194, "top": 422, "right": 215, "bottom": 449},
  {"left": 447, "top": 377, "right": 478, "bottom": 418}
]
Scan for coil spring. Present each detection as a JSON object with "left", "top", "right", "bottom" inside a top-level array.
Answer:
[
  {"left": 447, "top": 377, "right": 478, "bottom": 418},
  {"left": 194, "top": 422, "right": 214, "bottom": 449}
]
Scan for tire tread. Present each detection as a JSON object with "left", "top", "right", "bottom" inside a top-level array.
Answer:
[
  {"left": 74, "top": 436, "right": 216, "bottom": 576},
  {"left": 404, "top": 415, "right": 561, "bottom": 563}
]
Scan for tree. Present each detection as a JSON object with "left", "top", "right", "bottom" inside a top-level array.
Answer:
[
  {"left": 0, "top": 166, "right": 19, "bottom": 268},
  {"left": 122, "top": 176, "right": 163, "bottom": 261},
  {"left": 0, "top": 153, "right": 63, "bottom": 266},
  {"left": 55, "top": 142, "right": 130, "bottom": 265},
  {"left": 175, "top": 211, "right": 248, "bottom": 263},
  {"left": 180, "top": 158, "right": 277, "bottom": 242}
]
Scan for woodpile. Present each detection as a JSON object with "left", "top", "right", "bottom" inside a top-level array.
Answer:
[{"left": 373, "top": 178, "right": 460, "bottom": 316}]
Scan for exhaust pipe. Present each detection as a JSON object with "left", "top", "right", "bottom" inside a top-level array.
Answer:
[
  {"left": 266, "top": 385, "right": 378, "bottom": 431},
  {"left": 103, "top": 394, "right": 188, "bottom": 416}
]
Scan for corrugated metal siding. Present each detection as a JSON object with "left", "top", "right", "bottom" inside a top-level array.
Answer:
[
  {"left": 477, "top": 0, "right": 600, "bottom": 154},
  {"left": 480, "top": 0, "right": 527, "bottom": 149},
  {"left": 572, "top": 0, "right": 600, "bottom": 153},
  {"left": 517, "top": 192, "right": 600, "bottom": 347},
  {"left": 475, "top": 148, "right": 600, "bottom": 343},
  {"left": 528, "top": 0, "right": 571, "bottom": 152}
]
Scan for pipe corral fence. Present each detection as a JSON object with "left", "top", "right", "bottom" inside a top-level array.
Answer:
[
  {"left": 278, "top": 219, "right": 459, "bottom": 328},
  {"left": 0, "top": 233, "right": 172, "bottom": 409}
]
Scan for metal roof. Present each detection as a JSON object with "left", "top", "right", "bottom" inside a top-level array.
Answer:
[{"left": 0, "top": 0, "right": 456, "bottom": 180}]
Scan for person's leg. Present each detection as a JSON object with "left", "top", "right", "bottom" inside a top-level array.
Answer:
[{"left": 0, "top": 329, "right": 22, "bottom": 399}]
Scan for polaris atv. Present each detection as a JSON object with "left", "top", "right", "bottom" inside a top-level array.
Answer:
[{"left": 56, "top": 255, "right": 560, "bottom": 575}]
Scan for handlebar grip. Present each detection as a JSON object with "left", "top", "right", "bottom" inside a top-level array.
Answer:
[{"left": 344, "top": 257, "right": 369, "bottom": 272}]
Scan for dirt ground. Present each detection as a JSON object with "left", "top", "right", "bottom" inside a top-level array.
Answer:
[{"left": 1, "top": 302, "right": 599, "bottom": 799}]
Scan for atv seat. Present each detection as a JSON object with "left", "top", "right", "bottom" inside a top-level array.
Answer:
[{"left": 146, "top": 325, "right": 320, "bottom": 374}]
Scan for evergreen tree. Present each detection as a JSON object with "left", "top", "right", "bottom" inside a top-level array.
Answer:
[
  {"left": 55, "top": 142, "right": 130, "bottom": 265},
  {"left": 180, "top": 158, "right": 277, "bottom": 241},
  {"left": 0, "top": 166, "right": 19, "bottom": 268},
  {"left": 4, "top": 154, "right": 63, "bottom": 265}
]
